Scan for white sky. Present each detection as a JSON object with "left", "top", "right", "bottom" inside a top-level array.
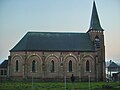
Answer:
[{"left": 0, "top": 0, "right": 120, "bottom": 64}]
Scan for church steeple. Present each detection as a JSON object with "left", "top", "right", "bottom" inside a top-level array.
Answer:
[{"left": 89, "top": 1, "right": 103, "bottom": 31}]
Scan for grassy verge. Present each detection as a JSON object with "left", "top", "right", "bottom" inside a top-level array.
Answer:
[{"left": 0, "top": 80, "right": 120, "bottom": 90}]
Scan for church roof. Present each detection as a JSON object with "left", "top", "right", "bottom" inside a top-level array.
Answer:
[
  {"left": 89, "top": 1, "right": 103, "bottom": 31},
  {"left": 10, "top": 32, "right": 95, "bottom": 52},
  {"left": 0, "top": 60, "right": 8, "bottom": 68}
]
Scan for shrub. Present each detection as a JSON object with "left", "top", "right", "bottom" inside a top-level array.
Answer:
[{"left": 102, "top": 85, "right": 113, "bottom": 89}]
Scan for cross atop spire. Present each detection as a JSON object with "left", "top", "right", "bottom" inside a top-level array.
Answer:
[{"left": 89, "top": 1, "right": 103, "bottom": 31}]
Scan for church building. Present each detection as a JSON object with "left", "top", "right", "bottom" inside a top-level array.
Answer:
[{"left": 7, "top": 1, "right": 106, "bottom": 81}]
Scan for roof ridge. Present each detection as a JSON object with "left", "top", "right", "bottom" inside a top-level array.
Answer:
[{"left": 27, "top": 31, "right": 87, "bottom": 34}]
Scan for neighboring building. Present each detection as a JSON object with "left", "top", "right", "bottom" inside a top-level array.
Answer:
[
  {"left": 107, "top": 61, "right": 120, "bottom": 81},
  {"left": 8, "top": 1, "right": 106, "bottom": 81},
  {"left": 112, "top": 72, "right": 120, "bottom": 81},
  {"left": 0, "top": 60, "right": 8, "bottom": 80},
  {"left": 108, "top": 61, "right": 120, "bottom": 72}
]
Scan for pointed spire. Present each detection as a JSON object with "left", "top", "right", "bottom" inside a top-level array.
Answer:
[{"left": 89, "top": 1, "right": 103, "bottom": 31}]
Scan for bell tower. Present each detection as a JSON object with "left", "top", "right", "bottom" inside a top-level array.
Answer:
[{"left": 87, "top": 1, "right": 105, "bottom": 81}]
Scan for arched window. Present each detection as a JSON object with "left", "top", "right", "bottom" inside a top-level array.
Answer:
[
  {"left": 51, "top": 60, "right": 54, "bottom": 72},
  {"left": 69, "top": 60, "right": 72, "bottom": 72},
  {"left": 16, "top": 60, "right": 19, "bottom": 72},
  {"left": 32, "top": 60, "right": 36, "bottom": 72},
  {"left": 95, "top": 36, "right": 100, "bottom": 48},
  {"left": 86, "top": 60, "right": 89, "bottom": 72}
]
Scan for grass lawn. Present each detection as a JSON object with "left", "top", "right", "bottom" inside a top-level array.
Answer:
[{"left": 0, "top": 80, "right": 120, "bottom": 90}]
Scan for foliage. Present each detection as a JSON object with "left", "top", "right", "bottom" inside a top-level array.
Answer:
[{"left": 0, "top": 80, "right": 120, "bottom": 90}]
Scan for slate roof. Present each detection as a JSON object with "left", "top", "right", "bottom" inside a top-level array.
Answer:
[
  {"left": 0, "top": 60, "right": 8, "bottom": 68},
  {"left": 89, "top": 1, "right": 103, "bottom": 31},
  {"left": 108, "top": 62, "right": 119, "bottom": 68},
  {"left": 10, "top": 32, "right": 95, "bottom": 52}
]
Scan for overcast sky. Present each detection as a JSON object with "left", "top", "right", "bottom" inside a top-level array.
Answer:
[{"left": 0, "top": 0, "right": 120, "bottom": 64}]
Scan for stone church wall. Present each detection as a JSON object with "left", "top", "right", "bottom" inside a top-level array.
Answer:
[{"left": 9, "top": 51, "right": 100, "bottom": 81}]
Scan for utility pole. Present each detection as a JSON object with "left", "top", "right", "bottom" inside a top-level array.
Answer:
[
  {"left": 32, "top": 73, "right": 34, "bottom": 90},
  {"left": 87, "top": 71, "right": 91, "bottom": 90},
  {"left": 88, "top": 72, "right": 90, "bottom": 90},
  {"left": 109, "top": 60, "right": 112, "bottom": 81}
]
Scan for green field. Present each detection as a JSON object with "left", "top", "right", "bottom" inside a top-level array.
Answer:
[{"left": 0, "top": 81, "right": 120, "bottom": 90}]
